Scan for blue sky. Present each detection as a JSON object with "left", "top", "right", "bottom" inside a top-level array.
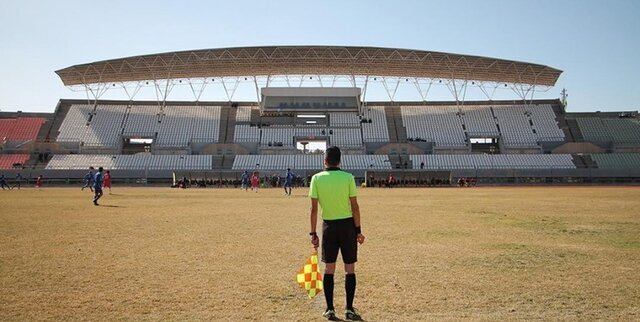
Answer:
[{"left": 0, "top": 0, "right": 638, "bottom": 113}]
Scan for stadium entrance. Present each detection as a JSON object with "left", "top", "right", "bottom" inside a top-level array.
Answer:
[
  {"left": 297, "top": 139, "right": 326, "bottom": 153},
  {"left": 470, "top": 137, "right": 500, "bottom": 154},
  {"left": 122, "top": 137, "right": 153, "bottom": 154}
]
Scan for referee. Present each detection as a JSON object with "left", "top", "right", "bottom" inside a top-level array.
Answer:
[{"left": 309, "top": 146, "right": 365, "bottom": 321}]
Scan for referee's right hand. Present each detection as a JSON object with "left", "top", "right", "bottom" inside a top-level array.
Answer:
[{"left": 310, "top": 234, "right": 320, "bottom": 249}]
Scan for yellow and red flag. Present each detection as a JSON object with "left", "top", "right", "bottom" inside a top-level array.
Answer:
[{"left": 296, "top": 251, "right": 323, "bottom": 298}]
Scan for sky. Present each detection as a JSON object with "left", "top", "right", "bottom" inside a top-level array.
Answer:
[{"left": 0, "top": 0, "right": 638, "bottom": 113}]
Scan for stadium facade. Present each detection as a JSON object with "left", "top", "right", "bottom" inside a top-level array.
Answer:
[{"left": 1, "top": 46, "right": 639, "bottom": 185}]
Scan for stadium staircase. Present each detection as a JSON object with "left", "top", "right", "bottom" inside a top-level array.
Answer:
[
  {"left": 565, "top": 119, "right": 584, "bottom": 142},
  {"left": 44, "top": 103, "right": 71, "bottom": 143},
  {"left": 384, "top": 106, "right": 406, "bottom": 143},
  {"left": 220, "top": 106, "right": 237, "bottom": 144},
  {"left": 581, "top": 154, "right": 597, "bottom": 168},
  {"left": 250, "top": 108, "right": 261, "bottom": 123},
  {"left": 572, "top": 154, "right": 598, "bottom": 168},
  {"left": 212, "top": 155, "right": 225, "bottom": 169}
]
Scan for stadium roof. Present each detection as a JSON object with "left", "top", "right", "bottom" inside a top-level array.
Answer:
[{"left": 55, "top": 46, "right": 562, "bottom": 87}]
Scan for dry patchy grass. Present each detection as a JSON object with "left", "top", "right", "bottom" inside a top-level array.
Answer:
[{"left": 1, "top": 186, "right": 639, "bottom": 321}]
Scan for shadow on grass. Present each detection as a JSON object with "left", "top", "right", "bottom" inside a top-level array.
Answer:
[{"left": 99, "top": 205, "right": 123, "bottom": 208}]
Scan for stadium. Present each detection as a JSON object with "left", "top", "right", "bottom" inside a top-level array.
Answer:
[
  {"left": 1, "top": 45, "right": 639, "bottom": 185},
  {"left": 2, "top": 44, "right": 640, "bottom": 321}
]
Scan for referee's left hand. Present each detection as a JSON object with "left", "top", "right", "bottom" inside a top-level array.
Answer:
[{"left": 357, "top": 233, "right": 365, "bottom": 245}]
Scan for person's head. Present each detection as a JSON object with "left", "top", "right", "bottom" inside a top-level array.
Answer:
[
  {"left": 106, "top": 170, "right": 110, "bottom": 174},
  {"left": 324, "top": 146, "right": 341, "bottom": 168},
  {"left": 89, "top": 166, "right": 94, "bottom": 170},
  {"left": 287, "top": 168, "right": 290, "bottom": 172},
  {"left": 98, "top": 167, "right": 104, "bottom": 173}
]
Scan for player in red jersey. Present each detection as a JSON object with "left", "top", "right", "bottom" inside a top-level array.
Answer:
[
  {"left": 103, "top": 170, "right": 112, "bottom": 194},
  {"left": 250, "top": 172, "right": 260, "bottom": 192},
  {"left": 35, "top": 174, "right": 43, "bottom": 189}
]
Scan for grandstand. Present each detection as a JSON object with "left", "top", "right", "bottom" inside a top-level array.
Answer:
[{"left": 1, "top": 46, "right": 639, "bottom": 184}]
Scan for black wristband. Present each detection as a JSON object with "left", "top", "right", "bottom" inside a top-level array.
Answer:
[
  {"left": 309, "top": 232, "right": 317, "bottom": 236},
  {"left": 355, "top": 226, "right": 361, "bottom": 234}
]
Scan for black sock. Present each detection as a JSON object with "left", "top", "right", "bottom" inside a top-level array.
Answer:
[
  {"left": 324, "top": 274, "right": 334, "bottom": 311},
  {"left": 345, "top": 273, "right": 356, "bottom": 310}
]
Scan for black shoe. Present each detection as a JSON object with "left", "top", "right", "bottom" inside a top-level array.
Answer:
[
  {"left": 323, "top": 309, "right": 338, "bottom": 321},
  {"left": 93, "top": 201, "right": 99, "bottom": 206},
  {"left": 345, "top": 308, "right": 362, "bottom": 321}
]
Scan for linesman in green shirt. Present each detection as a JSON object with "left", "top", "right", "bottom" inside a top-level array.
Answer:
[{"left": 309, "top": 146, "right": 365, "bottom": 321}]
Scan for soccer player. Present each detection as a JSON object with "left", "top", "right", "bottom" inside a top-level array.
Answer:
[
  {"left": 240, "top": 170, "right": 250, "bottom": 191},
  {"left": 250, "top": 172, "right": 259, "bottom": 192},
  {"left": 12, "top": 173, "right": 22, "bottom": 190},
  {"left": 0, "top": 174, "right": 10, "bottom": 190},
  {"left": 35, "top": 175, "right": 43, "bottom": 189},
  {"left": 93, "top": 167, "right": 104, "bottom": 206},
  {"left": 81, "top": 166, "right": 95, "bottom": 192},
  {"left": 102, "top": 170, "right": 112, "bottom": 194},
  {"left": 308, "top": 146, "right": 365, "bottom": 321},
  {"left": 284, "top": 168, "right": 295, "bottom": 196}
]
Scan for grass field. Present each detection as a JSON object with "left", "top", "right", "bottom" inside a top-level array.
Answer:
[{"left": 1, "top": 186, "right": 639, "bottom": 321}]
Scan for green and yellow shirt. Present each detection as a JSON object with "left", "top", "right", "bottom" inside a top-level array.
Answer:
[{"left": 308, "top": 169, "right": 357, "bottom": 220}]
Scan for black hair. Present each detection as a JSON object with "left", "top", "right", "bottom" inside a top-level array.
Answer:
[
  {"left": 98, "top": 167, "right": 104, "bottom": 172},
  {"left": 324, "top": 146, "right": 341, "bottom": 167}
]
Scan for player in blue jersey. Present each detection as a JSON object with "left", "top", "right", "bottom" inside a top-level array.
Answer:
[
  {"left": 81, "top": 166, "right": 95, "bottom": 192},
  {"left": 284, "top": 168, "right": 295, "bottom": 196},
  {"left": 12, "top": 173, "right": 22, "bottom": 190},
  {"left": 0, "top": 174, "right": 10, "bottom": 190},
  {"left": 240, "top": 170, "right": 250, "bottom": 191},
  {"left": 93, "top": 167, "right": 104, "bottom": 206}
]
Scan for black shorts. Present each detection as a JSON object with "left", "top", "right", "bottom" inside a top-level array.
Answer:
[{"left": 322, "top": 217, "right": 357, "bottom": 264}]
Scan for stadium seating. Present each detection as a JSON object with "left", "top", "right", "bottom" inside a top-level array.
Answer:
[
  {"left": 529, "top": 104, "right": 564, "bottom": 141},
  {"left": 57, "top": 104, "right": 93, "bottom": 143},
  {"left": 460, "top": 105, "right": 499, "bottom": 136},
  {"left": 156, "top": 106, "right": 222, "bottom": 146},
  {"left": 123, "top": 105, "right": 161, "bottom": 135},
  {"left": 409, "top": 154, "right": 575, "bottom": 169},
  {"left": 401, "top": 105, "right": 466, "bottom": 146},
  {"left": 45, "top": 154, "right": 212, "bottom": 170},
  {"left": 236, "top": 106, "right": 253, "bottom": 122},
  {"left": 82, "top": 105, "right": 127, "bottom": 147},
  {"left": 362, "top": 106, "right": 390, "bottom": 142},
  {"left": 591, "top": 153, "right": 640, "bottom": 169},
  {"left": 232, "top": 154, "right": 391, "bottom": 170},
  {"left": 329, "top": 128, "right": 362, "bottom": 147},
  {"left": 576, "top": 117, "right": 640, "bottom": 144},
  {"left": 231, "top": 154, "right": 296, "bottom": 170},
  {"left": 0, "top": 117, "right": 47, "bottom": 141},
  {"left": 260, "top": 126, "right": 326, "bottom": 147},
  {"left": 329, "top": 112, "right": 360, "bottom": 126},
  {"left": 57, "top": 104, "right": 222, "bottom": 147},
  {"left": 233, "top": 124, "right": 261, "bottom": 142},
  {"left": 0, "top": 154, "right": 29, "bottom": 169},
  {"left": 492, "top": 105, "right": 538, "bottom": 146}
]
